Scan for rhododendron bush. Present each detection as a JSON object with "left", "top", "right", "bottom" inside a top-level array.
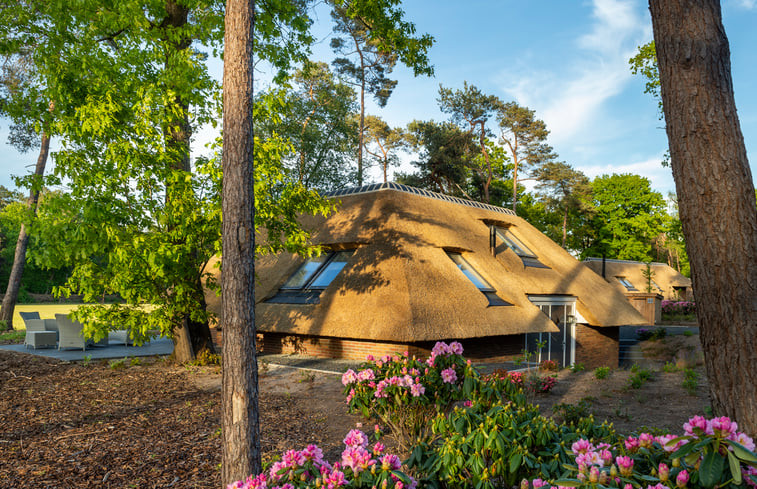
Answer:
[
  {"left": 545, "top": 415, "right": 757, "bottom": 489},
  {"left": 341, "top": 342, "right": 477, "bottom": 450},
  {"left": 227, "top": 429, "right": 415, "bottom": 489}
]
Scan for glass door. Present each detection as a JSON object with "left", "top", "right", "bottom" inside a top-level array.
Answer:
[{"left": 525, "top": 297, "right": 576, "bottom": 367}]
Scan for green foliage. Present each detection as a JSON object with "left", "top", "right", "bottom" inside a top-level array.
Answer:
[
  {"left": 594, "top": 367, "right": 611, "bottom": 380},
  {"left": 641, "top": 262, "right": 656, "bottom": 293},
  {"left": 570, "top": 363, "right": 586, "bottom": 373},
  {"left": 682, "top": 368, "right": 699, "bottom": 396},
  {"left": 628, "top": 365, "right": 653, "bottom": 389},
  {"left": 190, "top": 349, "right": 222, "bottom": 366},
  {"left": 662, "top": 361, "right": 679, "bottom": 373},
  {"left": 0, "top": 327, "right": 24, "bottom": 343},
  {"left": 407, "top": 398, "right": 617, "bottom": 489},
  {"left": 581, "top": 174, "right": 668, "bottom": 261},
  {"left": 629, "top": 41, "right": 662, "bottom": 118},
  {"left": 109, "top": 358, "right": 126, "bottom": 370},
  {"left": 552, "top": 398, "right": 594, "bottom": 425}
]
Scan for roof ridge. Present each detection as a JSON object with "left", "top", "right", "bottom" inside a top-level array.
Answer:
[{"left": 324, "top": 182, "right": 517, "bottom": 216}]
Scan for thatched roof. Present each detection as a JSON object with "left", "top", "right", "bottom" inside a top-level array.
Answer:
[
  {"left": 583, "top": 258, "right": 692, "bottom": 300},
  {"left": 208, "top": 184, "right": 647, "bottom": 342}
]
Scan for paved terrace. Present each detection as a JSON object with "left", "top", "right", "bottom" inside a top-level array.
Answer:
[{"left": 0, "top": 337, "right": 174, "bottom": 361}]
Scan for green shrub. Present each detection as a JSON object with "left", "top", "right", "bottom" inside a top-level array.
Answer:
[
  {"left": 683, "top": 329, "right": 694, "bottom": 337},
  {"left": 406, "top": 399, "right": 617, "bottom": 489},
  {"left": 682, "top": 368, "right": 699, "bottom": 395},
  {"left": 109, "top": 358, "right": 126, "bottom": 370},
  {"left": 594, "top": 366, "right": 611, "bottom": 379},
  {"left": 552, "top": 398, "right": 593, "bottom": 425},
  {"left": 628, "top": 367, "right": 653, "bottom": 389},
  {"left": 570, "top": 362, "right": 585, "bottom": 373},
  {"left": 662, "top": 361, "right": 678, "bottom": 373}
]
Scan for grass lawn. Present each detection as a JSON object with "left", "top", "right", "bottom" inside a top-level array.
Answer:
[{"left": 0, "top": 303, "right": 82, "bottom": 330}]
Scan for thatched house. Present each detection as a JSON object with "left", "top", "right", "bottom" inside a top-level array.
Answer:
[
  {"left": 583, "top": 258, "right": 693, "bottom": 301},
  {"left": 208, "top": 183, "right": 647, "bottom": 368}
]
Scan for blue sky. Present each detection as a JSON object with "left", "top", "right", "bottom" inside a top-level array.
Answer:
[{"left": 2, "top": 0, "right": 756, "bottom": 197}]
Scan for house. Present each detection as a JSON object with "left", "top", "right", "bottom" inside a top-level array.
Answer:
[
  {"left": 582, "top": 258, "right": 693, "bottom": 301},
  {"left": 207, "top": 183, "right": 647, "bottom": 368}
]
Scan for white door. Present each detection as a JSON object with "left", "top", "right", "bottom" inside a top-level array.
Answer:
[{"left": 525, "top": 296, "right": 576, "bottom": 367}]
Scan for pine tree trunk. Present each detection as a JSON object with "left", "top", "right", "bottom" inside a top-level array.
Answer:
[
  {"left": 0, "top": 131, "right": 50, "bottom": 330},
  {"left": 650, "top": 0, "right": 757, "bottom": 435},
  {"left": 221, "top": 0, "right": 260, "bottom": 485}
]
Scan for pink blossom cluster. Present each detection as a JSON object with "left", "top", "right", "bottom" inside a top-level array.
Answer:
[
  {"left": 570, "top": 440, "right": 613, "bottom": 468},
  {"left": 341, "top": 368, "right": 376, "bottom": 386},
  {"left": 227, "top": 431, "right": 415, "bottom": 489},
  {"left": 525, "top": 478, "right": 573, "bottom": 489},
  {"left": 426, "top": 341, "right": 463, "bottom": 366},
  {"left": 682, "top": 415, "right": 755, "bottom": 450},
  {"left": 440, "top": 368, "right": 457, "bottom": 384},
  {"left": 374, "top": 375, "right": 425, "bottom": 398}
]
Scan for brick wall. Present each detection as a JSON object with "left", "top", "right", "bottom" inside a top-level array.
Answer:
[{"left": 574, "top": 324, "right": 619, "bottom": 368}]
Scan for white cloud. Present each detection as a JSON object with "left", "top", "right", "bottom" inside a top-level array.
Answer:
[
  {"left": 580, "top": 153, "right": 676, "bottom": 194},
  {"left": 497, "top": 0, "right": 650, "bottom": 146},
  {"left": 734, "top": 0, "right": 756, "bottom": 9}
]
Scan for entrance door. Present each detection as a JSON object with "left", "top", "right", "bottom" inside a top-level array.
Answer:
[{"left": 525, "top": 296, "right": 576, "bottom": 367}]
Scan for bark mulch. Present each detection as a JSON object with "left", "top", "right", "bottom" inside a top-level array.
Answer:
[{"left": 0, "top": 351, "right": 349, "bottom": 489}]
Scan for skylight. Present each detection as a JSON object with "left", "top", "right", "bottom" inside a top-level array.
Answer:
[
  {"left": 615, "top": 276, "right": 638, "bottom": 291},
  {"left": 268, "top": 250, "right": 355, "bottom": 304},
  {"left": 494, "top": 227, "right": 549, "bottom": 269},
  {"left": 447, "top": 252, "right": 511, "bottom": 306}
]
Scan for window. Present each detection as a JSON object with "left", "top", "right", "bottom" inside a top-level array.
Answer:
[
  {"left": 650, "top": 280, "right": 664, "bottom": 293},
  {"left": 447, "top": 252, "right": 511, "bottom": 306},
  {"left": 267, "top": 250, "right": 355, "bottom": 304},
  {"left": 615, "top": 276, "right": 638, "bottom": 291},
  {"left": 494, "top": 227, "right": 549, "bottom": 269}
]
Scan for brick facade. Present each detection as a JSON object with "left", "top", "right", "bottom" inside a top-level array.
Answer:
[
  {"left": 573, "top": 324, "right": 619, "bottom": 368},
  {"left": 213, "top": 327, "right": 619, "bottom": 367}
]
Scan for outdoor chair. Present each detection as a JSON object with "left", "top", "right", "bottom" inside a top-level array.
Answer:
[
  {"left": 55, "top": 314, "right": 87, "bottom": 351},
  {"left": 109, "top": 329, "right": 134, "bottom": 346},
  {"left": 24, "top": 319, "right": 57, "bottom": 349},
  {"left": 19, "top": 311, "right": 41, "bottom": 327}
]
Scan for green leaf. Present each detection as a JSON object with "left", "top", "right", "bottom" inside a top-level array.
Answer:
[
  {"left": 724, "top": 440, "right": 757, "bottom": 463},
  {"left": 552, "top": 479, "right": 582, "bottom": 487},
  {"left": 727, "top": 451, "right": 743, "bottom": 485},
  {"left": 509, "top": 453, "right": 522, "bottom": 473},
  {"left": 699, "top": 451, "right": 725, "bottom": 488},
  {"left": 670, "top": 440, "right": 699, "bottom": 459}
]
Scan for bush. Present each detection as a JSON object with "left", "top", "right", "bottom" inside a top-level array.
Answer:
[
  {"left": 533, "top": 415, "right": 757, "bottom": 489},
  {"left": 341, "top": 342, "right": 477, "bottom": 451},
  {"left": 540, "top": 359, "right": 558, "bottom": 372},
  {"left": 570, "top": 363, "right": 585, "bottom": 373},
  {"left": 637, "top": 327, "right": 668, "bottom": 341},
  {"left": 594, "top": 367, "right": 611, "bottom": 380},
  {"left": 628, "top": 366, "right": 653, "bottom": 389},
  {"left": 682, "top": 368, "right": 699, "bottom": 396},
  {"left": 661, "top": 300, "right": 697, "bottom": 321},
  {"left": 227, "top": 429, "right": 415, "bottom": 489},
  {"left": 553, "top": 398, "right": 593, "bottom": 425}
]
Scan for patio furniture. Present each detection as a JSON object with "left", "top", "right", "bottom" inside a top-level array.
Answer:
[
  {"left": 25, "top": 330, "right": 58, "bottom": 349},
  {"left": 23, "top": 319, "right": 49, "bottom": 347},
  {"left": 109, "top": 329, "right": 134, "bottom": 346},
  {"left": 55, "top": 314, "right": 86, "bottom": 351},
  {"left": 43, "top": 318, "right": 59, "bottom": 338}
]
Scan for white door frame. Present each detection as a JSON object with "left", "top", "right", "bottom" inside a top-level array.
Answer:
[{"left": 526, "top": 295, "right": 577, "bottom": 367}]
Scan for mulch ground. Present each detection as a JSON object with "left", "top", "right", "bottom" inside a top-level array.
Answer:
[{"left": 0, "top": 351, "right": 350, "bottom": 489}]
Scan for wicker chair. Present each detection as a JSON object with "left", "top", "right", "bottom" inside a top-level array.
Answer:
[
  {"left": 55, "top": 314, "right": 87, "bottom": 351},
  {"left": 24, "top": 319, "right": 57, "bottom": 348}
]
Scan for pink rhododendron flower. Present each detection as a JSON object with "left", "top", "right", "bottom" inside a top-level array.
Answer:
[
  {"left": 303, "top": 444, "right": 324, "bottom": 464},
  {"left": 599, "top": 449, "right": 613, "bottom": 465},
  {"left": 464, "top": 400, "right": 473, "bottom": 407},
  {"left": 449, "top": 341, "right": 464, "bottom": 355},
  {"left": 571, "top": 439, "right": 595, "bottom": 454},
  {"left": 638, "top": 432, "right": 655, "bottom": 448},
  {"left": 576, "top": 451, "right": 604, "bottom": 467},
  {"left": 616, "top": 456, "right": 634, "bottom": 477},
  {"left": 676, "top": 469, "right": 690, "bottom": 488},
  {"left": 357, "top": 369, "right": 375, "bottom": 381},
  {"left": 432, "top": 341, "right": 451, "bottom": 356},
  {"left": 282, "top": 449, "right": 306, "bottom": 467},
  {"left": 441, "top": 368, "right": 457, "bottom": 384},
  {"left": 646, "top": 484, "right": 671, "bottom": 489},
  {"left": 589, "top": 466, "right": 600, "bottom": 483},
  {"left": 532, "top": 479, "right": 548, "bottom": 489},
  {"left": 373, "top": 442, "right": 385, "bottom": 455},
  {"left": 343, "top": 429, "right": 369, "bottom": 448},
  {"left": 743, "top": 466, "right": 757, "bottom": 489},
  {"left": 709, "top": 416, "right": 738, "bottom": 438},
  {"left": 323, "top": 468, "right": 347, "bottom": 489},
  {"left": 381, "top": 454, "right": 402, "bottom": 470},
  {"left": 341, "top": 369, "right": 357, "bottom": 386},
  {"left": 683, "top": 415, "right": 709, "bottom": 436},
  {"left": 341, "top": 446, "right": 374, "bottom": 473},
  {"left": 658, "top": 463, "right": 670, "bottom": 482},
  {"left": 365, "top": 354, "right": 374, "bottom": 361},
  {"left": 625, "top": 436, "right": 639, "bottom": 452},
  {"left": 410, "top": 382, "right": 425, "bottom": 397},
  {"left": 730, "top": 432, "right": 756, "bottom": 452}
]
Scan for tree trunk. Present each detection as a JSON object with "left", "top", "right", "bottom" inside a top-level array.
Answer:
[
  {"left": 562, "top": 206, "right": 568, "bottom": 248},
  {"left": 512, "top": 158, "right": 519, "bottom": 212},
  {"left": 221, "top": 0, "right": 260, "bottom": 485},
  {"left": 0, "top": 131, "right": 50, "bottom": 330},
  {"left": 650, "top": 0, "right": 757, "bottom": 435}
]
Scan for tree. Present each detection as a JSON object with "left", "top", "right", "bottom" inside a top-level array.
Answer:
[
  {"left": 582, "top": 173, "right": 668, "bottom": 261},
  {"left": 649, "top": 0, "right": 757, "bottom": 434},
  {"left": 438, "top": 82, "right": 502, "bottom": 203},
  {"left": 329, "top": 0, "right": 434, "bottom": 186},
  {"left": 400, "top": 119, "right": 475, "bottom": 196},
  {"left": 533, "top": 161, "right": 591, "bottom": 249},
  {"left": 363, "top": 114, "right": 407, "bottom": 183},
  {"left": 256, "top": 62, "right": 359, "bottom": 191},
  {"left": 221, "top": 0, "right": 259, "bottom": 483},
  {"left": 0, "top": 4, "right": 55, "bottom": 329},
  {"left": 496, "top": 101, "right": 556, "bottom": 211}
]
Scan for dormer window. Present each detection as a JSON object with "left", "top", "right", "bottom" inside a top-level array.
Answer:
[
  {"left": 447, "top": 252, "right": 511, "bottom": 306},
  {"left": 616, "top": 276, "right": 638, "bottom": 291},
  {"left": 268, "top": 250, "right": 355, "bottom": 304},
  {"left": 650, "top": 279, "right": 663, "bottom": 293},
  {"left": 495, "top": 227, "right": 549, "bottom": 269}
]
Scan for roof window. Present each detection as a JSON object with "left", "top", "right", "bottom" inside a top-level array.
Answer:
[
  {"left": 615, "top": 276, "right": 638, "bottom": 291},
  {"left": 447, "top": 252, "right": 511, "bottom": 306},
  {"left": 494, "top": 227, "right": 549, "bottom": 269},
  {"left": 267, "top": 250, "right": 355, "bottom": 304}
]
